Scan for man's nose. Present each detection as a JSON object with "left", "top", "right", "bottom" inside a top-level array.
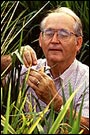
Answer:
[{"left": 51, "top": 33, "right": 60, "bottom": 43}]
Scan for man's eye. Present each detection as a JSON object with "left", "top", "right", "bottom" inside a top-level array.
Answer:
[
  {"left": 59, "top": 31, "right": 69, "bottom": 37},
  {"left": 46, "top": 31, "right": 54, "bottom": 36}
]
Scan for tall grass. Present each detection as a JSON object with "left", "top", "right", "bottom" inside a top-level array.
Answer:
[{"left": 1, "top": 64, "right": 87, "bottom": 134}]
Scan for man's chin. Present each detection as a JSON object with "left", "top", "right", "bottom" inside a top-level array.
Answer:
[{"left": 48, "top": 57, "right": 63, "bottom": 63}]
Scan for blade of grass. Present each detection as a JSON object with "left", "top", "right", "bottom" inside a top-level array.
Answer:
[
  {"left": 27, "top": 105, "right": 50, "bottom": 134},
  {"left": 2, "top": 1, "right": 50, "bottom": 52},
  {"left": 1, "top": 115, "right": 16, "bottom": 134},
  {"left": 3, "top": 79, "right": 11, "bottom": 134},
  {"left": 68, "top": 82, "right": 73, "bottom": 127},
  {"left": 48, "top": 84, "right": 82, "bottom": 134},
  {"left": 1, "top": 9, "right": 27, "bottom": 55},
  {"left": 1, "top": 1, "right": 19, "bottom": 43},
  {"left": 70, "top": 86, "right": 86, "bottom": 134},
  {"left": 36, "top": 123, "right": 45, "bottom": 134},
  {"left": 1, "top": 2, "right": 17, "bottom": 25}
]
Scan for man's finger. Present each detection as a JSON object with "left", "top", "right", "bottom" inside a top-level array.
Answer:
[
  {"left": 31, "top": 49, "right": 37, "bottom": 65},
  {"left": 23, "top": 51, "right": 32, "bottom": 67}
]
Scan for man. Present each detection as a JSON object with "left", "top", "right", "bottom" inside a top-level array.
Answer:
[{"left": 1, "top": 7, "right": 89, "bottom": 133}]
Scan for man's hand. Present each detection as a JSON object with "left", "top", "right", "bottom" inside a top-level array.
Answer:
[
  {"left": 27, "top": 69, "right": 63, "bottom": 111},
  {"left": 21, "top": 45, "right": 37, "bottom": 67},
  {"left": 1, "top": 45, "right": 37, "bottom": 73}
]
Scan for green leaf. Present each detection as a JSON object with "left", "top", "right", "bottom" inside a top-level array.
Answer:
[
  {"left": 48, "top": 84, "right": 82, "bottom": 134},
  {"left": 3, "top": 79, "right": 11, "bottom": 134}
]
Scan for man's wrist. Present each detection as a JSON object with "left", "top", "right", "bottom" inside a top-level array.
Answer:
[{"left": 54, "top": 96, "right": 63, "bottom": 112}]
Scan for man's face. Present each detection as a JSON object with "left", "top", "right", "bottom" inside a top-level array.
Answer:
[{"left": 39, "top": 13, "right": 82, "bottom": 64}]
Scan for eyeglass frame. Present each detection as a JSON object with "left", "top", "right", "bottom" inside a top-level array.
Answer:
[{"left": 41, "top": 28, "right": 80, "bottom": 41}]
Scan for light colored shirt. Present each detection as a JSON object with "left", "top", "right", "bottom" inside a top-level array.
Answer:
[{"left": 20, "top": 58, "right": 89, "bottom": 118}]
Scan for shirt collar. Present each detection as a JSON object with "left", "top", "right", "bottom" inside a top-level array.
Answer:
[
  {"left": 45, "top": 59, "right": 78, "bottom": 82},
  {"left": 60, "top": 59, "right": 78, "bottom": 81},
  {"left": 44, "top": 61, "right": 52, "bottom": 77}
]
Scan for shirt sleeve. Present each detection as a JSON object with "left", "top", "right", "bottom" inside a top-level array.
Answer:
[{"left": 74, "top": 82, "right": 89, "bottom": 118}]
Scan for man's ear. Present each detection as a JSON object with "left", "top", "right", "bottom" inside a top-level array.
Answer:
[
  {"left": 76, "top": 36, "right": 83, "bottom": 52},
  {"left": 39, "top": 32, "right": 42, "bottom": 47}
]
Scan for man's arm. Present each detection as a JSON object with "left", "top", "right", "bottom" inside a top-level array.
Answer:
[
  {"left": 1, "top": 55, "right": 12, "bottom": 74},
  {"left": 80, "top": 117, "right": 89, "bottom": 134}
]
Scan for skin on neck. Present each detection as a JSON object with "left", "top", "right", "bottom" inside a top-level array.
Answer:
[{"left": 47, "top": 58, "right": 75, "bottom": 78}]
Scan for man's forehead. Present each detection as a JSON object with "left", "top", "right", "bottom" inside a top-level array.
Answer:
[
  {"left": 45, "top": 13, "right": 76, "bottom": 28},
  {"left": 48, "top": 12, "right": 75, "bottom": 22}
]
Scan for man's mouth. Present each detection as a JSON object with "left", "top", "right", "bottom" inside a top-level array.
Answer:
[{"left": 48, "top": 48, "right": 62, "bottom": 52}]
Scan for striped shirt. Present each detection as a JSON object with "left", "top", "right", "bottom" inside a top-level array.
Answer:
[{"left": 20, "top": 58, "right": 89, "bottom": 118}]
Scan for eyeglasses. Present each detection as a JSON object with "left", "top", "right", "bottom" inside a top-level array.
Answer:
[{"left": 42, "top": 28, "right": 78, "bottom": 42}]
